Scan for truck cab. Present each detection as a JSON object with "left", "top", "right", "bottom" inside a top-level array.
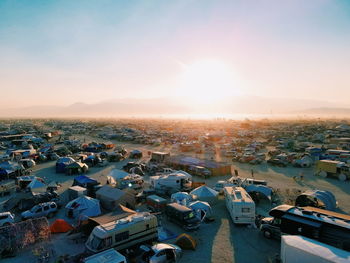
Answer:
[{"left": 259, "top": 217, "right": 282, "bottom": 239}]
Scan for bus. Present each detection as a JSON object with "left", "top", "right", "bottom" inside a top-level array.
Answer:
[{"left": 260, "top": 205, "right": 350, "bottom": 251}]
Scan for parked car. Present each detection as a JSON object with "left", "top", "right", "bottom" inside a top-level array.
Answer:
[
  {"left": 140, "top": 243, "right": 182, "bottom": 263},
  {"left": 21, "top": 201, "right": 58, "bottom": 220},
  {"left": 0, "top": 212, "right": 15, "bottom": 226}
]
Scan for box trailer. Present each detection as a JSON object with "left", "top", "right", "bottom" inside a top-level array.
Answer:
[{"left": 281, "top": 235, "right": 350, "bottom": 263}]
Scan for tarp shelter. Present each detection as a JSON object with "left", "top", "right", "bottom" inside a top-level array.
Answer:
[
  {"left": 72, "top": 175, "right": 98, "bottom": 188},
  {"left": 281, "top": 235, "right": 350, "bottom": 263},
  {"left": 83, "top": 205, "right": 135, "bottom": 235},
  {"left": 245, "top": 185, "right": 272, "bottom": 201},
  {"left": 27, "top": 178, "right": 46, "bottom": 193},
  {"left": 171, "top": 192, "right": 192, "bottom": 206},
  {"left": 65, "top": 162, "right": 88, "bottom": 175},
  {"left": 295, "top": 190, "right": 337, "bottom": 211},
  {"left": 96, "top": 185, "right": 135, "bottom": 210},
  {"left": 65, "top": 195, "right": 101, "bottom": 219},
  {"left": 56, "top": 157, "right": 75, "bottom": 173},
  {"left": 175, "top": 233, "right": 197, "bottom": 250},
  {"left": 50, "top": 219, "right": 73, "bottom": 233},
  {"left": 188, "top": 201, "right": 212, "bottom": 221},
  {"left": 190, "top": 186, "right": 218, "bottom": 204}
]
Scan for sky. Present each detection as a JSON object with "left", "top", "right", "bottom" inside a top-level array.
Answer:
[{"left": 1, "top": 0, "right": 350, "bottom": 110}]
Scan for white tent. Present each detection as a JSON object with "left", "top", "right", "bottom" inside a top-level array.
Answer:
[
  {"left": 171, "top": 192, "right": 192, "bottom": 206},
  {"left": 108, "top": 169, "right": 129, "bottom": 180},
  {"left": 27, "top": 178, "right": 46, "bottom": 193},
  {"left": 281, "top": 235, "right": 350, "bottom": 263},
  {"left": 190, "top": 185, "right": 219, "bottom": 204},
  {"left": 188, "top": 201, "right": 212, "bottom": 221},
  {"left": 65, "top": 195, "right": 101, "bottom": 219}
]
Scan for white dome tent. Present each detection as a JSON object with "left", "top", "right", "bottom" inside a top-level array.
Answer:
[
  {"left": 65, "top": 195, "right": 101, "bottom": 219},
  {"left": 188, "top": 201, "right": 212, "bottom": 221},
  {"left": 171, "top": 192, "right": 192, "bottom": 206}
]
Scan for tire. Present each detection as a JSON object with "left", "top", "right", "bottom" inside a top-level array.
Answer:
[
  {"left": 319, "top": 171, "right": 327, "bottom": 178},
  {"left": 338, "top": 174, "right": 347, "bottom": 181},
  {"left": 263, "top": 229, "right": 272, "bottom": 239}
]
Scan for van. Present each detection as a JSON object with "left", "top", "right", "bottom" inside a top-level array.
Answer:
[{"left": 165, "top": 203, "right": 200, "bottom": 230}]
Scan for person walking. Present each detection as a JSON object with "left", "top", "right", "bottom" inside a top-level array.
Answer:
[{"left": 251, "top": 169, "right": 254, "bottom": 178}]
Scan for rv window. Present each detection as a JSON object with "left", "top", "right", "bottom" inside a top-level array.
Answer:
[
  {"left": 88, "top": 236, "right": 103, "bottom": 250},
  {"left": 115, "top": 231, "right": 129, "bottom": 243},
  {"left": 242, "top": 208, "right": 250, "bottom": 213}
]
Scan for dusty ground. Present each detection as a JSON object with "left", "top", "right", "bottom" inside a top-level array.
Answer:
[{"left": 1, "top": 136, "right": 350, "bottom": 263}]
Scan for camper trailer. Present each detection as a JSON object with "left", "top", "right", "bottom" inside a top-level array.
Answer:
[
  {"left": 86, "top": 212, "right": 158, "bottom": 253},
  {"left": 150, "top": 172, "right": 192, "bottom": 195},
  {"left": 224, "top": 186, "right": 255, "bottom": 224}
]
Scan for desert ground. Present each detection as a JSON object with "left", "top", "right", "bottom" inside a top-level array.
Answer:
[{"left": 1, "top": 135, "right": 349, "bottom": 263}]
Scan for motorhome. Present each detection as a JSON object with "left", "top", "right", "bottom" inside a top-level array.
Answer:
[
  {"left": 224, "top": 186, "right": 255, "bottom": 224},
  {"left": 150, "top": 171, "right": 192, "bottom": 195},
  {"left": 86, "top": 212, "right": 158, "bottom": 253},
  {"left": 315, "top": 160, "right": 350, "bottom": 181},
  {"left": 260, "top": 205, "right": 350, "bottom": 251},
  {"left": 84, "top": 248, "right": 127, "bottom": 263}
]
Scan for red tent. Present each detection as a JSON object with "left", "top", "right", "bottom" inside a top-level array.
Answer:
[{"left": 50, "top": 219, "right": 73, "bottom": 233}]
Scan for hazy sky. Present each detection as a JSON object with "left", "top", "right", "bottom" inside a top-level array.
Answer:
[{"left": 1, "top": 0, "right": 350, "bottom": 109}]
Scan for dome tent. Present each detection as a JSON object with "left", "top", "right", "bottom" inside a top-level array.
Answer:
[
  {"left": 188, "top": 201, "right": 212, "bottom": 221},
  {"left": 171, "top": 192, "right": 192, "bottom": 206},
  {"left": 50, "top": 219, "right": 73, "bottom": 233},
  {"left": 65, "top": 195, "right": 101, "bottom": 219}
]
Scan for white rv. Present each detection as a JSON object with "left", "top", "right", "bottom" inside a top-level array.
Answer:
[
  {"left": 224, "top": 186, "right": 255, "bottom": 224},
  {"left": 150, "top": 171, "right": 192, "bottom": 194},
  {"left": 86, "top": 212, "right": 158, "bottom": 253}
]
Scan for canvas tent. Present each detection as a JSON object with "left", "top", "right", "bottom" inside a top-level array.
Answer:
[
  {"left": 295, "top": 190, "right": 337, "bottom": 211},
  {"left": 175, "top": 233, "right": 197, "bottom": 250},
  {"left": 26, "top": 178, "right": 46, "bottom": 192},
  {"left": 65, "top": 195, "right": 101, "bottom": 219},
  {"left": 65, "top": 162, "right": 88, "bottom": 175},
  {"left": 96, "top": 185, "right": 136, "bottom": 210},
  {"left": 190, "top": 186, "right": 218, "bottom": 204},
  {"left": 56, "top": 157, "right": 75, "bottom": 173},
  {"left": 72, "top": 175, "right": 99, "bottom": 188}
]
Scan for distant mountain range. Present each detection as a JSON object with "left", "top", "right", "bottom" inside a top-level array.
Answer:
[{"left": 0, "top": 96, "right": 349, "bottom": 118}]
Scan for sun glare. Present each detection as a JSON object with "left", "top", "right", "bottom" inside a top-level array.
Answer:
[{"left": 177, "top": 59, "right": 238, "bottom": 104}]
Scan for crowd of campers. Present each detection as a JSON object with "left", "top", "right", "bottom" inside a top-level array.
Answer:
[{"left": 0, "top": 119, "right": 349, "bottom": 262}]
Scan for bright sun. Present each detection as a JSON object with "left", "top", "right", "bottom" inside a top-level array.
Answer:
[{"left": 177, "top": 59, "right": 238, "bottom": 104}]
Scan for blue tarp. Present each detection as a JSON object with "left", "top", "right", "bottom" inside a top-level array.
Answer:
[
  {"left": 245, "top": 185, "right": 272, "bottom": 200},
  {"left": 73, "top": 175, "right": 98, "bottom": 186},
  {"left": 296, "top": 190, "right": 337, "bottom": 211}
]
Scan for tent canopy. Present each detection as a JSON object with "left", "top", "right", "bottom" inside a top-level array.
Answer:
[
  {"left": 73, "top": 175, "right": 98, "bottom": 187},
  {"left": 27, "top": 178, "right": 46, "bottom": 190},
  {"left": 245, "top": 185, "right": 272, "bottom": 201},
  {"left": 175, "top": 233, "right": 197, "bottom": 250},
  {"left": 295, "top": 190, "right": 337, "bottom": 211},
  {"left": 190, "top": 186, "right": 218, "bottom": 198}
]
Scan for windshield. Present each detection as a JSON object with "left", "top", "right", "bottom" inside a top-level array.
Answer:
[
  {"left": 87, "top": 234, "right": 103, "bottom": 251},
  {"left": 30, "top": 205, "right": 39, "bottom": 213},
  {"left": 184, "top": 211, "right": 195, "bottom": 220}
]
